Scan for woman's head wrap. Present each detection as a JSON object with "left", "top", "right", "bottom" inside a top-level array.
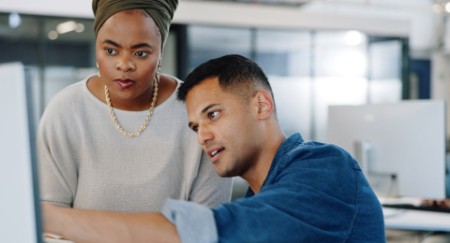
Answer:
[{"left": 92, "top": 0, "right": 178, "bottom": 48}]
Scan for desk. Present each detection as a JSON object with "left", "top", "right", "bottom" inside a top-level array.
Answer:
[
  {"left": 386, "top": 230, "right": 450, "bottom": 243},
  {"left": 384, "top": 207, "right": 450, "bottom": 242},
  {"left": 383, "top": 207, "right": 450, "bottom": 232}
]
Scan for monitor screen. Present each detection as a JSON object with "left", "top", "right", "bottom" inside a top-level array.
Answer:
[
  {"left": 326, "top": 100, "right": 446, "bottom": 199},
  {"left": 0, "top": 62, "right": 43, "bottom": 243}
]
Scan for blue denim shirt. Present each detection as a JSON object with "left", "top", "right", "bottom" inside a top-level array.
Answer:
[{"left": 162, "top": 133, "right": 386, "bottom": 242}]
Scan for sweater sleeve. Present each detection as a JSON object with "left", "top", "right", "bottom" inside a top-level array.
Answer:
[
  {"left": 187, "top": 151, "right": 233, "bottom": 207},
  {"left": 37, "top": 94, "right": 78, "bottom": 207}
]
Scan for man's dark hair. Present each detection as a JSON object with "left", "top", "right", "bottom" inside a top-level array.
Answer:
[{"left": 177, "top": 54, "right": 274, "bottom": 103}]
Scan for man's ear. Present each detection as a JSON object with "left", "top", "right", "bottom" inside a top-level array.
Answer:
[{"left": 254, "top": 90, "right": 274, "bottom": 119}]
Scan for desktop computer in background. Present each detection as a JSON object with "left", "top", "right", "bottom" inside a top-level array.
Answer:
[
  {"left": 327, "top": 100, "right": 450, "bottom": 232},
  {"left": 327, "top": 100, "right": 447, "bottom": 200},
  {"left": 0, "top": 62, "right": 43, "bottom": 243}
]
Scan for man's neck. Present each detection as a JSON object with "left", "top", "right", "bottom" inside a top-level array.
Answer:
[{"left": 243, "top": 131, "right": 286, "bottom": 194}]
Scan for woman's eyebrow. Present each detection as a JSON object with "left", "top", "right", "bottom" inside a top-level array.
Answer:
[{"left": 102, "top": 40, "right": 152, "bottom": 49}]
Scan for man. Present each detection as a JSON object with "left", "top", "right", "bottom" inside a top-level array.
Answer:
[{"left": 43, "top": 54, "right": 386, "bottom": 242}]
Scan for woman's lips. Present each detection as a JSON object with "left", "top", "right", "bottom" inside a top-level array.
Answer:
[{"left": 115, "top": 79, "right": 135, "bottom": 89}]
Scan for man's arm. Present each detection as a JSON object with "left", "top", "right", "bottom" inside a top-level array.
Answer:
[{"left": 42, "top": 203, "right": 180, "bottom": 243}]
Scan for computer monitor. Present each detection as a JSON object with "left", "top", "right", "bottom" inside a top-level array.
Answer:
[
  {"left": 326, "top": 100, "right": 446, "bottom": 199},
  {"left": 0, "top": 62, "right": 43, "bottom": 243}
]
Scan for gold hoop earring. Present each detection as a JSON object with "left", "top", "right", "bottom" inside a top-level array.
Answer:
[
  {"left": 96, "top": 63, "right": 101, "bottom": 77},
  {"left": 155, "top": 64, "right": 161, "bottom": 82}
]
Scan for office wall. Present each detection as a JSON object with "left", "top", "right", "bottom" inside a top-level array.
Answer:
[
  {"left": 0, "top": 1, "right": 409, "bottom": 36},
  {"left": 1, "top": 1, "right": 440, "bottom": 139},
  {"left": 0, "top": 0, "right": 93, "bottom": 18},
  {"left": 432, "top": 53, "right": 450, "bottom": 140}
]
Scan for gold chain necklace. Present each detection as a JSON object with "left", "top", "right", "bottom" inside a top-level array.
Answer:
[{"left": 104, "top": 78, "right": 159, "bottom": 138}]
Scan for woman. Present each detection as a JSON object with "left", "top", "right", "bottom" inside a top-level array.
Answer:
[{"left": 37, "top": 0, "right": 232, "bottom": 212}]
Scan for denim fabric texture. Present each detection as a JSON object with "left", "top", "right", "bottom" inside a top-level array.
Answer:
[
  {"left": 162, "top": 133, "right": 386, "bottom": 242},
  {"left": 213, "top": 133, "right": 386, "bottom": 242}
]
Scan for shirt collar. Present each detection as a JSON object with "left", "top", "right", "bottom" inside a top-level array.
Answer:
[{"left": 245, "top": 133, "right": 305, "bottom": 197}]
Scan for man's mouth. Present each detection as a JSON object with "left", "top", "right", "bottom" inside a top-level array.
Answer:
[{"left": 209, "top": 148, "right": 224, "bottom": 158}]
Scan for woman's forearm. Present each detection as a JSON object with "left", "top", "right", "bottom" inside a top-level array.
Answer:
[{"left": 42, "top": 203, "right": 180, "bottom": 243}]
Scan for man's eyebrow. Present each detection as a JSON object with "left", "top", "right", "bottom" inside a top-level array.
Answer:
[
  {"left": 201, "top": 104, "right": 218, "bottom": 114},
  {"left": 102, "top": 40, "right": 152, "bottom": 49}
]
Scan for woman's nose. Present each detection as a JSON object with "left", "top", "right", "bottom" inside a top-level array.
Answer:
[{"left": 116, "top": 56, "right": 136, "bottom": 72}]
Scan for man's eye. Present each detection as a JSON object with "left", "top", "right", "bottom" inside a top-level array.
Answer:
[
  {"left": 207, "top": 111, "right": 219, "bottom": 120},
  {"left": 192, "top": 125, "right": 199, "bottom": 133}
]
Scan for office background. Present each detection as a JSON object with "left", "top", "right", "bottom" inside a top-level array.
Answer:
[
  {"left": 1, "top": 0, "right": 440, "bottom": 142},
  {"left": 1, "top": 0, "right": 450, "bottom": 242}
]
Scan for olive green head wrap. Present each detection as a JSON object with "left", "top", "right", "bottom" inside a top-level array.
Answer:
[{"left": 92, "top": 0, "right": 178, "bottom": 48}]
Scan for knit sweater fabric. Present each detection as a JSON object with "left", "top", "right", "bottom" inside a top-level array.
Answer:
[{"left": 37, "top": 76, "right": 232, "bottom": 211}]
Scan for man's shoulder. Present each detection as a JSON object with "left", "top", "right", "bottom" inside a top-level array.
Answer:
[{"left": 289, "top": 139, "right": 353, "bottom": 161}]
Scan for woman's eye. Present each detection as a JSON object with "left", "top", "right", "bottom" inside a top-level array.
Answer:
[
  {"left": 207, "top": 111, "right": 219, "bottom": 120},
  {"left": 135, "top": 51, "right": 148, "bottom": 58},
  {"left": 105, "top": 48, "right": 117, "bottom": 56}
]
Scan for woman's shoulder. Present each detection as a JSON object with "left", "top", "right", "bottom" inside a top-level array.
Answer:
[
  {"left": 48, "top": 79, "right": 88, "bottom": 103},
  {"left": 40, "top": 78, "right": 92, "bottom": 119},
  {"left": 155, "top": 75, "right": 184, "bottom": 109},
  {"left": 155, "top": 74, "right": 178, "bottom": 104}
]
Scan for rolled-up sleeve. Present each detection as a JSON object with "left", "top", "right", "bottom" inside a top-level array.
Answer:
[{"left": 161, "top": 199, "right": 218, "bottom": 243}]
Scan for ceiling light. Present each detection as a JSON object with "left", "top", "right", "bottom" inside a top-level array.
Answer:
[
  {"left": 75, "top": 23, "right": 85, "bottom": 33},
  {"left": 56, "top": 21, "right": 77, "bottom": 34},
  {"left": 432, "top": 3, "right": 443, "bottom": 13},
  {"left": 8, "top": 12, "right": 21, "bottom": 29},
  {"left": 48, "top": 31, "right": 58, "bottom": 40},
  {"left": 445, "top": 2, "right": 450, "bottom": 13},
  {"left": 345, "top": 30, "right": 365, "bottom": 46}
]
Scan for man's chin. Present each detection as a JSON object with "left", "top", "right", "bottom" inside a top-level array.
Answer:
[{"left": 215, "top": 167, "right": 238, "bottom": 178}]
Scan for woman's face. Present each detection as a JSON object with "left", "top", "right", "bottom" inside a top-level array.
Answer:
[{"left": 95, "top": 9, "right": 162, "bottom": 109}]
